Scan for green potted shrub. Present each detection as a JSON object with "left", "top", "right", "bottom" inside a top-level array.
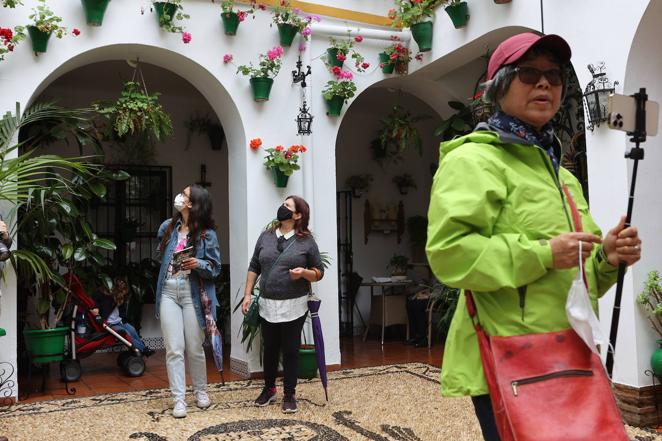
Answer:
[
  {"left": 93, "top": 80, "right": 174, "bottom": 156},
  {"left": 379, "top": 36, "right": 411, "bottom": 75},
  {"left": 184, "top": 112, "right": 224, "bottom": 151},
  {"left": 261, "top": 144, "right": 307, "bottom": 188},
  {"left": 326, "top": 32, "right": 368, "bottom": 71},
  {"left": 388, "top": 0, "right": 441, "bottom": 52},
  {"left": 271, "top": 0, "right": 311, "bottom": 47},
  {"left": 151, "top": 0, "right": 190, "bottom": 35},
  {"left": 220, "top": 0, "right": 255, "bottom": 36},
  {"left": 0, "top": 25, "right": 25, "bottom": 62},
  {"left": 322, "top": 69, "right": 357, "bottom": 117},
  {"left": 81, "top": 0, "right": 112, "bottom": 26},
  {"left": 407, "top": 215, "right": 428, "bottom": 262},
  {"left": 393, "top": 173, "right": 417, "bottom": 195},
  {"left": 388, "top": 254, "right": 410, "bottom": 281},
  {"left": 443, "top": 0, "right": 470, "bottom": 29},
  {"left": 27, "top": 0, "right": 67, "bottom": 54},
  {"left": 637, "top": 271, "right": 662, "bottom": 377},
  {"left": 345, "top": 174, "right": 373, "bottom": 198},
  {"left": 434, "top": 100, "right": 474, "bottom": 141},
  {"left": 235, "top": 46, "right": 284, "bottom": 102}
]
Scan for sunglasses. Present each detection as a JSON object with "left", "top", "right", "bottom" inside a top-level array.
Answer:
[{"left": 514, "top": 66, "right": 564, "bottom": 87}]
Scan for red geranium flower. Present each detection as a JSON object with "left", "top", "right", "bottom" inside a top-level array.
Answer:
[
  {"left": 275, "top": 145, "right": 284, "bottom": 152},
  {"left": 336, "top": 51, "right": 346, "bottom": 62},
  {"left": 354, "top": 35, "right": 363, "bottom": 43},
  {"left": 72, "top": 28, "right": 81, "bottom": 36},
  {"left": 361, "top": 62, "right": 370, "bottom": 69},
  {"left": 249, "top": 138, "right": 262, "bottom": 150},
  {"left": 284, "top": 152, "right": 293, "bottom": 160}
]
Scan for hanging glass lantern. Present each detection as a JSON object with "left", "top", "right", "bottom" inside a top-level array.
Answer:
[
  {"left": 583, "top": 62, "right": 618, "bottom": 131},
  {"left": 296, "top": 100, "right": 313, "bottom": 135}
]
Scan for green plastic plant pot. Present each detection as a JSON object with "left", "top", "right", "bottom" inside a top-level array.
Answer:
[
  {"left": 0, "top": 328, "right": 6, "bottom": 337},
  {"left": 325, "top": 95, "right": 344, "bottom": 116},
  {"left": 27, "top": 26, "right": 52, "bottom": 54},
  {"left": 81, "top": 0, "right": 111, "bottom": 26},
  {"left": 249, "top": 77, "right": 274, "bottom": 102},
  {"left": 221, "top": 12, "right": 240, "bottom": 35},
  {"left": 154, "top": 2, "right": 178, "bottom": 26},
  {"left": 379, "top": 52, "right": 395, "bottom": 74},
  {"left": 410, "top": 21, "right": 433, "bottom": 52},
  {"left": 23, "top": 327, "right": 68, "bottom": 364},
  {"left": 273, "top": 168, "right": 289, "bottom": 188},
  {"left": 327, "top": 48, "right": 345, "bottom": 68},
  {"left": 298, "top": 345, "right": 318, "bottom": 379},
  {"left": 278, "top": 23, "right": 298, "bottom": 47},
  {"left": 445, "top": 2, "right": 470, "bottom": 29},
  {"left": 651, "top": 340, "right": 662, "bottom": 377}
]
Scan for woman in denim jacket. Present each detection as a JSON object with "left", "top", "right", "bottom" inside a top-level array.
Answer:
[{"left": 156, "top": 184, "right": 221, "bottom": 418}]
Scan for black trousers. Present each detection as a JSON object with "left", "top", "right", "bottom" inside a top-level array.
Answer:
[
  {"left": 260, "top": 313, "right": 307, "bottom": 395},
  {"left": 406, "top": 296, "right": 428, "bottom": 340},
  {"left": 471, "top": 394, "right": 501, "bottom": 441}
]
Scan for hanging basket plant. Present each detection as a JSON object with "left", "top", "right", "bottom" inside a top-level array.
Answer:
[
  {"left": 27, "top": 0, "right": 69, "bottom": 55},
  {"left": 234, "top": 46, "right": 283, "bottom": 102},
  {"left": 92, "top": 67, "right": 174, "bottom": 161},
  {"left": 371, "top": 105, "right": 429, "bottom": 164},
  {"left": 444, "top": 0, "right": 470, "bottom": 29},
  {"left": 81, "top": 0, "right": 112, "bottom": 26}
]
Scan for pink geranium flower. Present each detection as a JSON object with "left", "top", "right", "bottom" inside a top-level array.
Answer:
[
  {"left": 354, "top": 35, "right": 363, "bottom": 43},
  {"left": 182, "top": 32, "right": 192, "bottom": 44},
  {"left": 302, "top": 26, "right": 311, "bottom": 37},
  {"left": 223, "top": 54, "right": 233, "bottom": 64},
  {"left": 267, "top": 46, "right": 284, "bottom": 61}
]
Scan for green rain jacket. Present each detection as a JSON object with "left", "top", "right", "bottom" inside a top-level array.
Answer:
[{"left": 426, "top": 127, "right": 619, "bottom": 397}]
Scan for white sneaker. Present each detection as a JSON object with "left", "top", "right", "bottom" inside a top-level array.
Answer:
[
  {"left": 195, "top": 390, "right": 211, "bottom": 409},
  {"left": 172, "top": 400, "right": 187, "bottom": 418}
]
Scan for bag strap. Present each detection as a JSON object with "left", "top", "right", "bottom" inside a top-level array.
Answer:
[{"left": 256, "top": 235, "right": 298, "bottom": 300}]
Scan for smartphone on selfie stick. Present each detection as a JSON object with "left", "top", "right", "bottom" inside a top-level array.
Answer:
[{"left": 605, "top": 89, "right": 659, "bottom": 378}]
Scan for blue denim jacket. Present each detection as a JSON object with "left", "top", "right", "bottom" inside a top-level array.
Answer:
[{"left": 155, "top": 219, "right": 222, "bottom": 328}]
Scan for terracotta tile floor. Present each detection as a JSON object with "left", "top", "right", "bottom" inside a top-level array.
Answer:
[{"left": 18, "top": 336, "right": 443, "bottom": 403}]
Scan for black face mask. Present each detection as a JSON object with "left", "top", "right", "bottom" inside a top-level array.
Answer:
[{"left": 277, "top": 205, "right": 294, "bottom": 222}]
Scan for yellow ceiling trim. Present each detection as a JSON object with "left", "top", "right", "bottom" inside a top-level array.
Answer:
[{"left": 238, "top": 0, "right": 393, "bottom": 27}]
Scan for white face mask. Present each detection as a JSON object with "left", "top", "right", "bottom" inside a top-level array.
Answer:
[
  {"left": 565, "top": 242, "right": 609, "bottom": 356},
  {"left": 174, "top": 193, "right": 187, "bottom": 212}
]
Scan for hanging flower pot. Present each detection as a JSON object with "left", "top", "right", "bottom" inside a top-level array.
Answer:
[
  {"left": 277, "top": 23, "right": 298, "bottom": 47},
  {"left": 445, "top": 1, "right": 470, "bottom": 29},
  {"left": 651, "top": 340, "right": 662, "bottom": 377},
  {"left": 325, "top": 95, "right": 344, "bottom": 117},
  {"left": 379, "top": 52, "right": 395, "bottom": 74},
  {"left": 410, "top": 21, "right": 433, "bottom": 52},
  {"left": 249, "top": 77, "right": 274, "bottom": 102},
  {"left": 326, "top": 48, "right": 344, "bottom": 68},
  {"left": 153, "top": 1, "right": 178, "bottom": 26},
  {"left": 221, "top": 11, "right": 240, "bottom": 35},
  {"left": 27, "top": 26, "right": 52, "bottom": 54},
  {"left": 298, "top": 344, "right": 318, "bottom": 379},
  {"left": 272, "top": 168, "right": 289, "bottom": 188},
  {"left": 81, "top": 0, "right": 111, "bottom": 26},
  {"left": 23, "top": 327, "right": 68, "bottom": 364}
]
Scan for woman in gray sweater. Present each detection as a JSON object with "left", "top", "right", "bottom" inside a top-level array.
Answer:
[{"left": 242, "top": 195, "right": 324, "bottom": 414}]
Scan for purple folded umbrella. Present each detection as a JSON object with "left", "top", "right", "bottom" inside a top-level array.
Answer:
[
  {"left": 307, "top": 295, "right": 328, "bottom": 401},
  {"left": 200, "top": 278, "right": 225, "bottom": 385}
]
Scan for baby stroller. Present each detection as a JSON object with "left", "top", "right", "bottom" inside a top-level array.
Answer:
[{"left": 59, "top": 274, "right": 146, "bottom": 382}]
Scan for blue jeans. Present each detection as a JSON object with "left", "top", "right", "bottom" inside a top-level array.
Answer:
[{"left": 112, "top": 322, "right": 146, "bottom": 352}]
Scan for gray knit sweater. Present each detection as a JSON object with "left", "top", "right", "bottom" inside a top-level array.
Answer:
[{"left": 248, "top": 230, "right": 324, "bottom": 300}]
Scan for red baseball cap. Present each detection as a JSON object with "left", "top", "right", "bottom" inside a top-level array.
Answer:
[{"left": 487, "top": 32, "right": 571, "bottom": 80}]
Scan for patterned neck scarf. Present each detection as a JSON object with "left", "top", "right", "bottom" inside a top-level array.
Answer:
[{"left": 488, "top": 110, "right": 559, "bottom": 172}]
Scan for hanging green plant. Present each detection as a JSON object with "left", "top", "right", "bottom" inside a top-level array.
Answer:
[
  {"left": 371, "top": 105, "right": 429, "bottom": 164},
  {"left": 434, "top": 100, "right": 473, "bottom": 141}
]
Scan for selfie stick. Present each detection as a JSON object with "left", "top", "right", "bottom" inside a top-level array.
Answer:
[{"left": 606, "top": 88, "right": 647, "bottom": 378}]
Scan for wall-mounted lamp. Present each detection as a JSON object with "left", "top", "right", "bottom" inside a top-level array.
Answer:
[
  {"left": 583, "top": 62, "right": 619, "bottom": 131},
  {"left": 296, "top": 100, "right": 313, "bottom": 135}
]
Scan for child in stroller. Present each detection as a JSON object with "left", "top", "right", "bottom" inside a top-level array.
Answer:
[{"left": 59, "top": 275, "right": 150, "bottom": 383}]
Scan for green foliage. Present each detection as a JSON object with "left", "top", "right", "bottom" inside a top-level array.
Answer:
[
  {"left": 272, "top": 0, "right": 309, "bottom": 33},
  {"left": 0, "top": 26, "right": 25, "bottom": 61},
  {"left": 236, "top": 47, "right": 283, "bottom": 79},
  {"left": 388, "top": 254, "right": 409, "bottom": 274},
  {"left": 389, "top": 0, "right": 443, "bottom": 28},
  {"left": 153, "top": 0, "right": 189, "bottom": 34},
  {"left": 93, "top": 81, "right": 174, "bottom": 153},
  {"left": 638, "top": 271, "right": 662, "bottom": 339},
  {"left": 263, "top": 144, "right": 306, "bottom": 177},
  {"left": 2, "top": 0, "right": 23, "bottom": 7},
  {"left": 428, "top": 281, "right": 460, "bottom": 339},
  {"left": 28, "top": 0, "right": 66, "bottom": 37},
  {"left": 372, "top": 105, "right": 429, "bottom": 164},
  {"left": 434, "top": 100, "right": 473, "bottom": 141},
  {"left": 321, "top": 80, "right": 356, "bottom": 101},
  {"left": 328, "top": 31, "right": 366, "bottom": 71}
]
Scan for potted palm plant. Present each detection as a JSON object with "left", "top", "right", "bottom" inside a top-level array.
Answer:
[
  {"left": 235, "top": 46, "right": 284, "bottom": 102},
  {"left": 322, "top": 68, "right": 357, "bottom": 117},
  {"left": 26, "top": 0, "right": 67, "bottom": 54}
]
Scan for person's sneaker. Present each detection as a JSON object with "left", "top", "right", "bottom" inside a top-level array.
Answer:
[
  {"left": 254, "top": 387, "right": 277, "bottom": 407},
  {"left": 172, "top": 400, "right": 187, "bottom": 418},
  {"left": 195, "top": 390, "right": 211, "bottom": 409},
  {"left": 282, "top": 393, "right": 297, "bottom": 414}
]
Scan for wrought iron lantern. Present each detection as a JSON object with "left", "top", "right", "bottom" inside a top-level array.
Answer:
[
  {"left": 296, "top": 100, "right": 313, "bottom": 135},
  {"left": 583, "top": 62, "right": 618, "bottom": 131}
]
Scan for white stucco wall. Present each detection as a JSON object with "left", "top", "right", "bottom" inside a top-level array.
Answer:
[{"left": 1, "top": 0, "right": 660, "bottom": 399}]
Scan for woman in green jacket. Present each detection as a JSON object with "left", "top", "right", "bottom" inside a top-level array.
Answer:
[{"left": 426, "top": 33, "right": 642, "bottom": 441}]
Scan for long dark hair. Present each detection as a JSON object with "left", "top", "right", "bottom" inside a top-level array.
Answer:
[
  {"left": 273, "top": 195, "right": 311, "bottom": 238},
  {"left": 159, "top": 184, "right": 216, "bottom": 254}
]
